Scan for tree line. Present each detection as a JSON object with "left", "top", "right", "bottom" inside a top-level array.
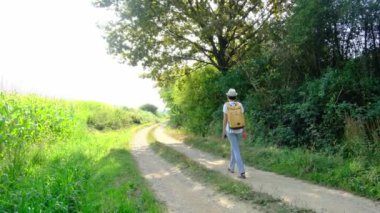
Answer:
[{"left": 97, "top": 0, "right": 380, "bottom": 160}]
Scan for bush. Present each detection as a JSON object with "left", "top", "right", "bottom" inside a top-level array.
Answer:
[
  {"left": 342, "top": 116, "right": 380, "bottom": 161},
  {"left": 243, "top": 59, "right": 380, "bottom": 153},
  {"left": 140, "top": 104, "right": 158, "bottom": 115},
  {"left": 87, "top": 106, "right": 157, "bottom": 130},
  {"left": 162, "top": 65, "right": 253, "bottom": 136},
  {"left": 161, "top": 65, "right": 222, "bottom": 135}
]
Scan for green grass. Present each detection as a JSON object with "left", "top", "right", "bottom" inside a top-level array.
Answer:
[
  {"left": 165, "top": 128, "right": 380, "bottom": 201},
  {"left": 148, "top": 128, "right": 311, "bottom": 213},
  {"left": 80, "top": 127, "right": 165, "bottom": 212},
  {"left": 1, "top": 126, "right": 165, "bottom": 212},
  {"left": 0, "top": 92, "right": 165, "bottom": 212}
]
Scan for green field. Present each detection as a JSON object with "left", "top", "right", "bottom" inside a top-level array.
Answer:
[{"left": 0, "top": 92, "right": 164, "bottom": 212}]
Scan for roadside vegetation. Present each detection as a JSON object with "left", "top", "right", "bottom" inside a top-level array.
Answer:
[
  {"left": 0, "top": 92, "right": 164, "bottom": 212},
  {"left": 97, "top": 0, "right": 379, "bottom": 201},
  {"left": 166, "top": 127, "right": 380, "bottom": 200},
  {"left": 137, "top": 0, "right": 379, "bottom": 201}
]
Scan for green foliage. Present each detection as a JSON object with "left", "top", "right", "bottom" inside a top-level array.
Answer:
[
  {"left": 0, "top": 93, "right": 76, "bottom": 178},
  {"left": 80, "top": 129, "right": 165, "bottom": 212},
  {"left": 0, "top": 128, "right": 164, "bottom": 212},
  {"left": 0, "top": 92, "right": 162, "bottom": 211},
  {"left": 208, "top": 69, "right": 253, "bottom": 135},
  {"left": 161, "top": 65, "right": 221, "bottom": 135},
  {"left": 285, "top": 0, "right": 380, "bottom": 76},
  {"left": 95, "top": 0, "right": 291, "bottom": 74},
  {"left": 161, "top": 65, "right": 252, "bottom": 136},
  {"left": 140, "top": 103, "right": 158, "bottom": 115},
  {"left": 158, "top": 3, "right": 380, "bottom": 203},
  {"left": 155, "top": 0, "right": 380, "bottom": 161},
  {"left": 146, "top": 0, "right": 379, "bottom": 199},
  {"left": 342, "top": 116, "right": 380, "bottom": 163},
  {"left": 245, "top": 62, "right": 380, "bottom": 151},
  {"left": 87, "top": 104, "right": 157, "bottom": 130}
]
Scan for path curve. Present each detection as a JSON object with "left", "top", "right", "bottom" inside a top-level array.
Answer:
[
  {"left": 154, "top": 124, "right": 380, "bottom": 213},
  {"left": 130, "top": 126, "right": 261, "bottom": 213}
]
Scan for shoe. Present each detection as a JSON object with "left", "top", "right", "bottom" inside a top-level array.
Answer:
[
  {"left": 228, "top": 168, "right": 234, "bottom": 173},
  {"left": 238, "top": 173, "right": 246, "bottom": 179}
]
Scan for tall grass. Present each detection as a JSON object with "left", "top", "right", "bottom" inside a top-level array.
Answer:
[
  {"left": 0, "top": 93, "right": 76, "bottom": 179},
  {"left": 342, "top": 116, "right": 380, "bottom": 161},
  {"left": 0, "top": 92, "right": 164, "bottom": 212}
]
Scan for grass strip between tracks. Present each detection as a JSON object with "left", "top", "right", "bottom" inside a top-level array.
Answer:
[{"left": 147, "top": 127, "right": 313, "bottom": 213}]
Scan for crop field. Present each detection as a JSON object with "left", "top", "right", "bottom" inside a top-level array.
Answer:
[{"left": 0, "top": 92, "right": 163, "bottom": 212}]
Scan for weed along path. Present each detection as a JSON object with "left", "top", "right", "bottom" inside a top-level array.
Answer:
[
  {"left": 153, "top": 125, "right": 380, "bottom": 213},
  {"left": 130, "top": 126, "right": 261, "bottom": 213}
]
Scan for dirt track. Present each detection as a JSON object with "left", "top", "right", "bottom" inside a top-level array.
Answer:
[
  {"left": 153, "top": 124, "right": 380, "bottom": 213},
  {"left": 130, "top": 126, "right": 261, "bottom": 213}
]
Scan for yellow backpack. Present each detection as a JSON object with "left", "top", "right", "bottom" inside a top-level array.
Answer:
[{"left": 226, "top": 102, "right": 245, "bottom": 129}]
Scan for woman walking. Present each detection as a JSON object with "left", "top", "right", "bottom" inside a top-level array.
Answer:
[{"left": 222, "top": 88, "right": 246, "bottom": 179}]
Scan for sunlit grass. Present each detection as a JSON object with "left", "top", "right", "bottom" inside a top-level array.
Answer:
[{"left": 0, "top": 92, "right": 164, "bottom": 212}]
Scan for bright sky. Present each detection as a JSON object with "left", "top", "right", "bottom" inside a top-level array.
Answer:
[{"left": 0, "top": 0, "right": 165, "bottom": 110}]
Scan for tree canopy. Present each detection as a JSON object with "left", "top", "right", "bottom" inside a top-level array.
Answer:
[
  {"left": 95, "top": 0, "right": 290, "bottom": 77},
  {"left": 140, "top": 103, "right": 158, "bottom": 114},
  {"left": 156, "top": 0, "right": 380, "bottom": 149}
]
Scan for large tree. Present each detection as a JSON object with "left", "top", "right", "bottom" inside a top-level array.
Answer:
[{"left": 95, "top": 0, "right": 290, "bottom": 78}]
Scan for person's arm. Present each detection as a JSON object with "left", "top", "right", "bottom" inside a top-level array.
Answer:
[
  {"left": 241, "top": 102, "right": 246, "bottom": 135},
  {"left": 222, "top": 113, "right": 227, "bottom": 139},
  {"left": 222, "top": 103, "right": 228, "bottom": 139}
]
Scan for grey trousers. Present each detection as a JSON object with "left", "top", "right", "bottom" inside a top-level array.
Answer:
[{"left": 227, "top": 132, "right": 245, "bottom": 174}]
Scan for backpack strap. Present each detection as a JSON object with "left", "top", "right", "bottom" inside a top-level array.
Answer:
[
  {"left": 225, "top": 102, "right": 230, "bottom": 110},
  {"left": 226, "top": 101, "right": 240, "bottom": 109}
]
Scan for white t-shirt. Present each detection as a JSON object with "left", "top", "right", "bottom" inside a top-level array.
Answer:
[{"left": 223, "top": 101, "right": 244, "bottom": 134}]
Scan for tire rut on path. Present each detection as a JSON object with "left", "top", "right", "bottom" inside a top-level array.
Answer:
[
  {"left": 154, "top": 125, "right": 380, "bottom": 213},
  {"left": 130, "top": 126, "right": 261, "bottom": 213}
]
